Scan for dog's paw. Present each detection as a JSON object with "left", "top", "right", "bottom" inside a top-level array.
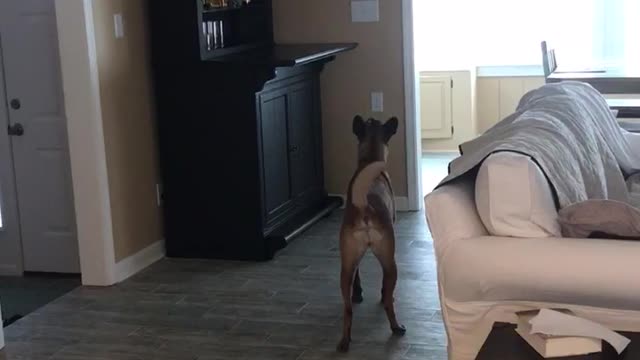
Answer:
[
  {"left": 352, "top": 292, "right": 364, "bottom": 304},
  {"left": 336, "top": 338, "right": 351, "bottom": 352},
  {"left": 391, "top": 324, "right": 407, "bottom": 336}
]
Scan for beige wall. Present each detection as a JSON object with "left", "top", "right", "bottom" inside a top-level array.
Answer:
[
  {"left": 92, "top": 0, "right": 162, "bottom": 261},
  {"left": 272, "top": 0, "right": 408, "bottom": 196}
]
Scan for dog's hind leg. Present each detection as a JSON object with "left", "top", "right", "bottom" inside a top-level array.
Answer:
[
  {"left": 352, "top": 268, "right": 363, "bottom": 304},
  {"left": 381, "top": 259, "right": 406, "bottom": 335},
  {"left": 337, "top": 263, "right": 357, "bottom": 352},
  {"left": 337, "top": 233, "right": 367, "bottom": 352},
  {"left": 371, "top": 232, "right": 406, "bottom": 336}
]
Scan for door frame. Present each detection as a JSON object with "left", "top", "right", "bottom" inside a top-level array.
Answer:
[
  {"left": 55, "top": 0, "right": 116, "bottom": 286},
  {"left": 0, "top": 29, "right": 24, "bottom": 275},
  {"left": 402, "top": 0, "right": 422, "bottom": 211}
]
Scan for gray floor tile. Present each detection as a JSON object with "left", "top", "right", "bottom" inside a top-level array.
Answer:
[{"left": 2, "top": 190, "right": 447, "bottom": 360}]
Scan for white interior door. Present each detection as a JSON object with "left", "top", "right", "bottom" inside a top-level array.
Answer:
[
  {"left": 0, "top": 30, "right": 23, "bottom": 276},
  {"left": 420, "top": 75, "right": 453, "bottom": 139},
  {"left": 0, "top": 0, "right": 79, "bottom": 273}
]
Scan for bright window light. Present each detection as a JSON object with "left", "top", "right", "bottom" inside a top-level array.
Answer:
[{"left": 414, "top": 0, "right": 640, "bottom": 70}]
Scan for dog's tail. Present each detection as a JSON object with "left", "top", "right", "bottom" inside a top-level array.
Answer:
[{"left": 349, "top": 161, "right": 386, "bottom": 210}]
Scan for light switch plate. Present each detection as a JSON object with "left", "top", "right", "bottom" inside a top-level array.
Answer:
[
  {"left": 371, "top": 91, "right": 384, "bottom": 112},
  {"left": 114, "top": 13, "right": 125, "bottom": 39},
  {"left": 351, "top": 0, "right": 379, "bottom": 23}
]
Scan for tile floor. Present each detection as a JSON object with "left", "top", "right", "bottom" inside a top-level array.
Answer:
[
  {"left": 0, "top": 155, "right": 454, "bottom": 360},
  {"left": 422, "top": 152, "right": 457, "bottom": 195}
]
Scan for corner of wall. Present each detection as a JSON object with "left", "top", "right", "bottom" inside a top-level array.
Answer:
[
  {"left": 55, "top": 0, "right": 117, "bottom": 286},
  {"left": 114, "top": 239, "right": 165, "bottom": 283}
]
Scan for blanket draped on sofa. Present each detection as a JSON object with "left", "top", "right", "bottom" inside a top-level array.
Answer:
[{"left": 437, "top": 81, "right": 640, "bottom": 209}]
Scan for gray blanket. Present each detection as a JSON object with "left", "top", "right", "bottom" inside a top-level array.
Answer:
[{"left": 437, "top": 81, "right": 640, "bottom": 209}]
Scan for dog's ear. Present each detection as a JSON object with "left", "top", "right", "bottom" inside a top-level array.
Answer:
[
  {"left": 383, "top": 117, "right": 399, "bottom": 142},
  {"left": 352, "top": 115, "right": 366, "bottom": 139}
]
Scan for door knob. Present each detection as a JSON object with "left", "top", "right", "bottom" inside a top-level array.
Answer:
[
  {"left": 8, "top": 123, "right": 24, "bottom": 136},
  {"left": 9, "top": 99, "right": 21, "bottom": 110}
]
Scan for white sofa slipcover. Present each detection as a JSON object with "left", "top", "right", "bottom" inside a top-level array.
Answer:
[{"left": 425, "top": 175, "right": 640, "bottom": 360}]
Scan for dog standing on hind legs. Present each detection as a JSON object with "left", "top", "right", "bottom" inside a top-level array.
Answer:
[{"left": 337, "top": 115, "right": 406, "bottom": 352}]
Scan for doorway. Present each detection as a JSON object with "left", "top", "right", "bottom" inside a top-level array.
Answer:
[
  {"left": 0, "top": 0, "right": 81, "bottom": 328},
  {"left": 0, "top": 0, "right": 79, "bottom": 275},
  {"left": 402, "top": 0, "right": 462, "bottom": 199}
]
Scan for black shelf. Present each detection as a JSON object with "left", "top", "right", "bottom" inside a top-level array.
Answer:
[
  {"left": 202, "top": 42, "right": 266, "bottom": 58},
  {"left": 203, "top": 5, "right": 265, "bottom": 14}
]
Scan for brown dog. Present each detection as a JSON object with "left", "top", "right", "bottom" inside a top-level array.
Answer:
[{"left": 337, "top": 115, "right": 406, "bottom": 352}]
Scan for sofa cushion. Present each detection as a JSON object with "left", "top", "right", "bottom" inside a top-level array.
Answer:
[
  {"left": 558, "top": 199, "right": 640, "bottom": 239},
  {"left": 475, "top": 151, "right": 561, "bottom": 238}
]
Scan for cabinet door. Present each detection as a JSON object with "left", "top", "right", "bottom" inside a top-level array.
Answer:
[
  {"left": 259, "top": 88, "right": 293, "bottom": 223},
  {"left": 287, "top": 79, "right": 321, "bottom": 202},
  {"left": 420, "top": 75, "right": 453, "bottom": 139}
]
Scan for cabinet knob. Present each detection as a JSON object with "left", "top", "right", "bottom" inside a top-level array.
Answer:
[{"left": 10, "top": 99, "right": 21, "bottom": 110}]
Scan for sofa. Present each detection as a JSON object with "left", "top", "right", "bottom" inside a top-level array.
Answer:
[{"left": 425, "top": 132, "right": 640, "bottom": 360}]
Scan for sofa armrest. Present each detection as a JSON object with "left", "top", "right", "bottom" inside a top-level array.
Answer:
[{"left": 425, "top": 177, "right": 488, "bottom": 260}]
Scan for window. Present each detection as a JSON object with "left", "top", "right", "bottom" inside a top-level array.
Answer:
[{"left": 414, "top": 0, "right": 640, "bottom": 70}]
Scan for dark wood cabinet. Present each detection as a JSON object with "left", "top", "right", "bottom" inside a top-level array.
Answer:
[
  {"left": 258, "top": 72, "right": 324, "bottom": 233},
  {"left": 147, "top": 0, "right": 356, "bottom": 260},
  {"left": 259, "top": 83, "right": 293, "bottom": 227}
]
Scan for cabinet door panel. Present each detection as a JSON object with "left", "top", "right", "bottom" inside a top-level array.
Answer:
[
  {"left": 287, "top": 80, "right": 320, "bottom": 200},
  {"left": 259, "top": 90, "right": 292, "bottom": 220},
  {"left": 420, "top": 75, "right": 453, "bottom": 139}
]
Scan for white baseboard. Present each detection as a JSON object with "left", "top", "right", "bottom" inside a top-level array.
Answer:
[
  {"left": 114, "top": 240, "right": 165, "bottom": 283},
  {"left": 422, "top": 149, "right": 460, "bottom": 154},
  {"left": 0, "top": 302, "right": 4, "bottom": 349},
  {"left": 329, "top": 193, "right": 347, "bottom": 209},
  {"left": 0, "top": 264, "right": 20, "bottom": 277},
  {"left": 329, "top": 194, "right": 411, "bottom": 211}
]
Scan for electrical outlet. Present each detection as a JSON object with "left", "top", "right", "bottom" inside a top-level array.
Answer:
[
  {"left": 114, "top": 13, "right": 125, "bottom": 39},
  {"left": 371, "top": 91, "right": 384, "bottom": 112}
]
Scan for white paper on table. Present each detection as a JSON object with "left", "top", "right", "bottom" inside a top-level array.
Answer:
[{"left": 529, "top": 309, "right": 631, "bottom": 354}]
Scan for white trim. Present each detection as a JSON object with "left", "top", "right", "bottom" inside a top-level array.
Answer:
[
  {"left": 115, "top": 240, "right": 165, "bottom": 283},
  {"left": 328, "top": 194, "right": 411, "bottom": 212},
  {"left": 402, "top": 0, "right": 422, "bottom": 211},
  {"left": 55, "top": 0, "right": 116, "bottom": 286},
  {"left": 329, "top": 193, "right": 347, "bottom": 209},
  {"left": 0, "top": 264, "right": 20, "bottom": 277},
  {"left": 422, "top": 149, "right": 460, "bottom": 154},
  {"left": 0, "top": 303, "right": 4, "bottom": 349}
]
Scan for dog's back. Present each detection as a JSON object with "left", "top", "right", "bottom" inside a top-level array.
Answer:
[{"left": 343, "top": 163, "right": 395, "bottom": 237}]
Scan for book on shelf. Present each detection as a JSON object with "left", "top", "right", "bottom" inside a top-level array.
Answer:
[{"left": 515, "top": 309, "right": 602, "bottom": 358}]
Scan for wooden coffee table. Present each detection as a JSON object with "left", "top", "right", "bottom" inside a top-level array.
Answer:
[{"left": 477, "top": 323, "right": 640, "bottom": 359}]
